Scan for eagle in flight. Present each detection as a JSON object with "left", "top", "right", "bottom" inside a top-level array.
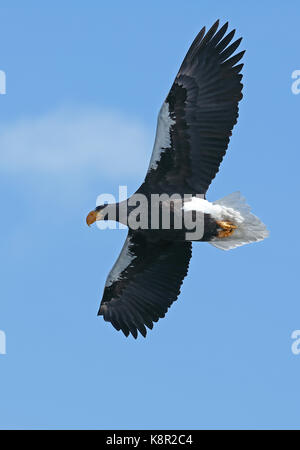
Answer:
[{"left": 86, "top": 20, "right": 268, "bottom": 338}]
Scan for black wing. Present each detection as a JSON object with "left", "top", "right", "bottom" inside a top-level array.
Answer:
[
  {"left": 139, "top": 20, "right": 244, "bottom": 196},
  {"left": 98, "top": 231, "right": 192, "bottom": 338}
]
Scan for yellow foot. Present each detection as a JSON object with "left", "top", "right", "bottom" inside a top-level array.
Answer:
[{"left": 216, "top": 220, "right": 237, "bottom": 238}]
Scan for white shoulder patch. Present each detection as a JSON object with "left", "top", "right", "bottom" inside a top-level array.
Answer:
[
  {"left": 105, "top": 235, "right": 136, "bottom": 287},
  {"left": 183, "top": 197, "right": 224, "bottom": 218},
  {"left": 147, "top": 102, "right": 175, "bottom": 171}
]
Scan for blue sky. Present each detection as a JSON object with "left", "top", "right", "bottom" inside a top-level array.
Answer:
[{"left": 0, "top": 0, "right": 300, "bottom": 430}]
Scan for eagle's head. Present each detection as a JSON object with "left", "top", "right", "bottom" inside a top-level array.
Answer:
[{"left": 86, "top": 204, "right": 107, "bottom": 226}]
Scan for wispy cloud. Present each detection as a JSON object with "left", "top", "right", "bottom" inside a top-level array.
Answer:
[{"left": 0, "top": 107, "right": 151, "bottom": 178}]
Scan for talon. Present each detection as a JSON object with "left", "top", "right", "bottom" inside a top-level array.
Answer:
[{"left": 216, "top": 220, "right": 237, "bottom": 238}]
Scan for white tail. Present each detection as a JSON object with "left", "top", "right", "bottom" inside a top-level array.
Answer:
[{"left": 210, "top": 192, "right": 269, "bottom": 251}]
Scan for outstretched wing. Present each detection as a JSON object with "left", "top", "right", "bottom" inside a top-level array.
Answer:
[
  {"left": 139, "top": 20, "right": 244, "bottom": 196},
  {"left": 98, "top": 231, "right": 192, "bottom": 338}
]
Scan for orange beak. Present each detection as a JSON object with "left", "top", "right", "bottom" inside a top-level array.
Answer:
[{"left": 86, "top": 210, "right": 97, "bottom": 226}]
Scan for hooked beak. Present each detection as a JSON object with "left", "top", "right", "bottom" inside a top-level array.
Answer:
[{"left": 86, "top": 210, "right": 98, "bottom": 226}]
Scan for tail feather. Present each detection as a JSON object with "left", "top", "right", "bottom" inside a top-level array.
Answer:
[{"left": 210, "top": 192, "right": 269, "bottom": 251}]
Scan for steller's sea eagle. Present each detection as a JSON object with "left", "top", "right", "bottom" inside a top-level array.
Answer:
[{"left": 86, "top": 20, "right": 268, "bottom": 338}]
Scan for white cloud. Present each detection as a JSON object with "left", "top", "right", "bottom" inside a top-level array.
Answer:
[{"left": 0, "top": 107, "right": 152, "bottom": 178}]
